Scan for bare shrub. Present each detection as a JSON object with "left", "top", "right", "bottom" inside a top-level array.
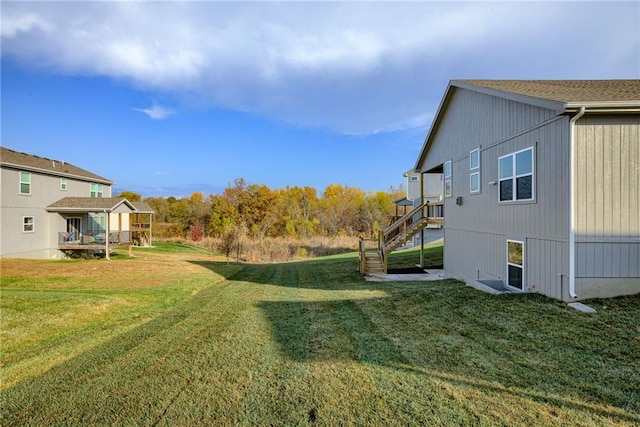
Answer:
[{"left": 156, "top": 235, "right": 359, "bottom": 264}]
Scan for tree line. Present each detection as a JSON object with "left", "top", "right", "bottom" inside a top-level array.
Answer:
[{"left": 118, "top": 178, "right": 405, "bottom": 240}]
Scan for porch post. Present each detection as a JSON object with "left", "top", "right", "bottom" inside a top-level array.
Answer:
[{"left": 105, "top": 210, "right": 110, "bottom": 260}]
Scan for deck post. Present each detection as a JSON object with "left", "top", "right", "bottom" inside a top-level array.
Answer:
[{"left": 105, "top": 210, "right": 110, "bottom": 260}]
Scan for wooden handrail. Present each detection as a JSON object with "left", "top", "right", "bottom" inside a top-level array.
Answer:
[{"left": 382, "top": 201, "right": 428, "bottom": 237}]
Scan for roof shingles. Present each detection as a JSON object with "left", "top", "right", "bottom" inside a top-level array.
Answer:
[
  {"left": 0, "top": 147, "right": 112, "bottom": 184},
  {"left": 455, "top": 80, "right": 640, "bottom": 104}
]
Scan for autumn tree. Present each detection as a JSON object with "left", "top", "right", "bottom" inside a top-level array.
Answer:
[
  {"left": 116, "top": 191, "right": 142, "bottom": 202},
  {"left": 318, "top": 184, "right": 365, "bottom": 235},
  {"left": 144, "top": 197, "right": 170, "bottom": 222}
]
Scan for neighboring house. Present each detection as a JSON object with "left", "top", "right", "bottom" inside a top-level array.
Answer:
[
  {"left": 403, "top": 171, "right": 444, "bottom": 247},
  {"left": 410, "top": 79, "right": 639, "bottom": 301},
  {"left": 0, "top": 147, "right": 153, "bottom": 259}
]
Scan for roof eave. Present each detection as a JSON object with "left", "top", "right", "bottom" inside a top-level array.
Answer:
[
  {"left": 452, "top": 80, "right": 566, "bottom": 112},
  {"left": 0, "top": 162, "right": 113, "bottom": 185},
  {"left": 564, "top": 101, "right": 640, "bottom": 113}
]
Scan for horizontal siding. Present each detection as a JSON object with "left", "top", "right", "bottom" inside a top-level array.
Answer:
[
  {"left": 576, "top": 242, "right": 640, "bottom": 278},
  {"left": 575, "top": 115, "right": 640, "bottom": 278}
]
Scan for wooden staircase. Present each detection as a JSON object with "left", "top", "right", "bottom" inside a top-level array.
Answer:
[{"left": 359, "top": 201, "right": 443, "bottom": 275}]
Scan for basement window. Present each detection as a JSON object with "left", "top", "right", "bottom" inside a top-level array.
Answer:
[{"left": 507, "top": 240, "right": 524, "bottom": 290}]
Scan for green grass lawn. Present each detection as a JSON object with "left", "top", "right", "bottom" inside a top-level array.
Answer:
[{"left": 1, "top": 243, "right": 638, "bottom": 426}]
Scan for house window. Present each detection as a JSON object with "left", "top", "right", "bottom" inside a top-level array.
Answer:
[
  {"left": 470, "top": 148, "right": 480, "bottom": 193},
  {"left": 23, "top": 216, "right": 34, "bottom": 233},
  {"left": 444, "top": 160, "right": 452, "bottom": 198},
  {"left": 90, "top": 183, "right": 104, "bottom": 198},
  {"left": 499, "top": 147, "right": 534, "bottom": 202},
  {"left": 470, "top": 148, "right": 480, "bottom": 170},
  {"left": 409, "top": 176, "right": 419, "bottom": 182},
  {"left": 470, "top": 172, "right": 480, "bottom": 193},
  {"left": 61, "top": 178, "right": 68, "bottom": 191},
  {"left": 88, "top": 213, "right": 106, "bottom": 233},
  {"left": 507, "top": 240, "right": 524, "bottom": 290},
  {"left": 20, "top": 172, "right": 31, "bottom": 195}
]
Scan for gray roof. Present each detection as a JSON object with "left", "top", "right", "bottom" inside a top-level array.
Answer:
[
  {"left": 413, "top": 79, "right": 640, "bottom": 171},
  {"left": 0, "top": 146, "right": 112, "bottom": 184},
  {"left": 131, "top": 201, "right": 155, "bottom": 213},
  {"left": 47, "top": 197, "right": 136, "bottom": 212},
  {"left": 454, "top": 79, "right": 640, "bottom": 106}
]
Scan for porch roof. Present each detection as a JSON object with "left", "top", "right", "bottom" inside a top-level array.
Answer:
[
  {"left": 131, "top": 201, "right": 155, "bottom": 214},
  {"left": 46, "top": 197, "right": 137, "bottom": 213}
]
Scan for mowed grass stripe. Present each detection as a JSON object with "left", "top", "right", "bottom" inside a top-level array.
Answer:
[{"left": 3, "top": 280, "right": 254, "bottom": 425}]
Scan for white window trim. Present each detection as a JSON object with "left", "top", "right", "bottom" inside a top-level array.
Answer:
[
  {"left": 20, "top": 171, "right": 31, "bottom": 195},
  {"left": 90, "top": 183, "right": 104, "bottom": 198},
  {"left": 498, "top": 146, "right": 535, "bottom": 203},
  {"left": 61, "top": 178, "right": 68, "bottom": 191},
  {"left": 23, "top": 216, "right": 35, "bottom": 233},
  {"left": 470, "top": 171, "right": 481, "bottom": 194},
  {"left": 506, "top": 239, "right": 525, "bottom": 291},
  {"left": 444, "top": 160, "right": 452, "bottom": 198},
  {"left": 470, "top": 148, "right": 481, "bottom": 194},
  {"left": 470, "top": 148, "right": 480, "bottom": 170}
]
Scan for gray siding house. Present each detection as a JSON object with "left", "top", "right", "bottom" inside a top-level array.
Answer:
[
  {"left": 0, "top": 147, "right": 153, "bottom": 259},
  {"left": 412, "top": 80, "right": 639, "bottom": 301}
]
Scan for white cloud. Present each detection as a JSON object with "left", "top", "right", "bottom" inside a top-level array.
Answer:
[
  {"left": 132, "top": 102, "right": 173, "bottom": 120},
  {"left": 2, "top": 2, "right": 638, "bottom": 134}
]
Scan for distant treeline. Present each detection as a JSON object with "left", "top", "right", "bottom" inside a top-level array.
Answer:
[{"left": 118, "top": 178, "right": 405, "bottom": 239}]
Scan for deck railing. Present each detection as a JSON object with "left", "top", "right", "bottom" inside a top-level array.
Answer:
[
  {"left": 58, "top": 231, "right": 131, "bottom": 247},
  {"left": 359, "top": 201, "right": 444, "bottom": 275}
]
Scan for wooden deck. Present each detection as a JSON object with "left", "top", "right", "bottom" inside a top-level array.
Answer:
[{"left": 359, "top": 201, "right": 444, "bottom": 275}]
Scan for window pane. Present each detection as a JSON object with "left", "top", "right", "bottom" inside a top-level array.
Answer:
[
  {"left": 499, "top": 156, "right": 513, "bottom": 179},
  {"left": 500, "top": 179, "right": 513, "bottom": 201},
  {"left": 470, "top": 172, "right": 480, "bottom": 193},
  {"left": 444, "top": 161, "right": 451, "bottom": 178},
  {"left": 21, "top": 183, "right": 31, "bottom": 194},
  {"left": 508, "top": 265, "right": 523, "bottom": 290},
  {"left": 508, "top": 241, "right": 523, "bottom": 265},
  {"left": 470, "top": 150, "right": 479, "bottom": 169},
  {"left": 23, "top": 217, "right": 34, "bottom": 232},
  {"left": 444, "top": 180, "right": 452, "bottom": 197},
  {"left": 516, "top": 149, "right": 532, "bottom": 175},
  {"left": 516, "top": 176, "right": 532, "bottom": 200}
]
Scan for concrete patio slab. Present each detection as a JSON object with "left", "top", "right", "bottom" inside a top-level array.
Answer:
[{"left": 365, "top": 269, "right": 446, "bottom": 282}]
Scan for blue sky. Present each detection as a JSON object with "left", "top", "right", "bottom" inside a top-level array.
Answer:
[{"left": 2, "top": 1, "right": 638, "bottom": 197}]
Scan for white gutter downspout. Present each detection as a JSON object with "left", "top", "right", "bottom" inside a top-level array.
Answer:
[{"left": 569, "top": 106, "right": 586, "bottom": 299}]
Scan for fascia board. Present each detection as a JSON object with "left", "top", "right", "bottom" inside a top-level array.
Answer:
[{"left": 0, "top": 162, "right": 113, "bottom": 185}]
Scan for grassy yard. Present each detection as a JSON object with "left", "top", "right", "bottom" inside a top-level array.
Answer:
[{"left": 1, "top": 243, "right": 638, "bottom": 426}]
